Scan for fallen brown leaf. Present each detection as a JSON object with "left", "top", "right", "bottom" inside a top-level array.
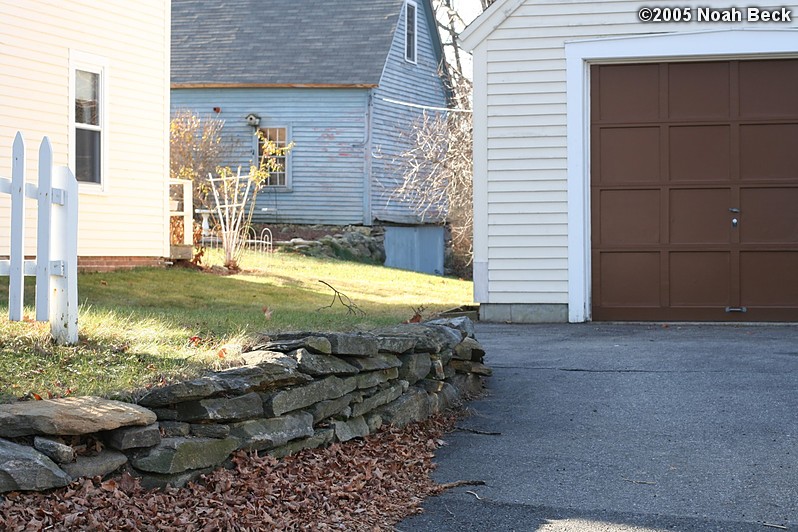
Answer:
[{"left": 0, "top": 412, "right": 463, "bottom": 531}]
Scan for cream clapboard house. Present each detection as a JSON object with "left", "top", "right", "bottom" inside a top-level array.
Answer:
[
  {"left": 461, "top": 0, "right": 798, "bottom": 323},
  {"left": 1, "top": 1, "right": 171, "bottom": 271}
]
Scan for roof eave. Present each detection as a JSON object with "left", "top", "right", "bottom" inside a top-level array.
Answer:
[
  {"left": 171, "top": 82, "right": 379, "bottom": 89},
  {"left": 421, "top": 0, "right": 454, "bottom": 105},
  {"left": 459, "top": 0, "right": 525, "bottom": 51}
]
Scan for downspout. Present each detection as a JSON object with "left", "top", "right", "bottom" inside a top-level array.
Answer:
[{"left": 362, "top": 90, "right": 374, "bottom": 226}]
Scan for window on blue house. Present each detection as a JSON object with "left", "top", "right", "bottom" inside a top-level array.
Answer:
[
  {"left": 257, "top": 126, "right": 290, "bottom": 187},
  {"left": 405, "top": 1, "right": 417, "bottom": 64}
]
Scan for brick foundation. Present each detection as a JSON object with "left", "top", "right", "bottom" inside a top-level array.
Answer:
[{"left": 78, "top": 256, "right": 166, "bottom": 273}]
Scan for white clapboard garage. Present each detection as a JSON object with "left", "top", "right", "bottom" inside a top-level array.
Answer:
[{"left": 460, "top": 0, "right": 798, "bottom": 322}]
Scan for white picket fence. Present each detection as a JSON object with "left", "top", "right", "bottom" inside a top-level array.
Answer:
[{"left": 0, "top": 132, "right": 78, "bottom": 345}]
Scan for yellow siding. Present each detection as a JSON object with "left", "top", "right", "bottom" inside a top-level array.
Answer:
[
  {"left": 0, "top": 0, "right": 170, "bottom": 258},
  {"left": 467, "top": 0, "right": 798, "bottom": 305}
]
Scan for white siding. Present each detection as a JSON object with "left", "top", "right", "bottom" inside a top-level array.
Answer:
[
  {"left": 0, "top": 0, "right": 170, "bottom": 258},
  {"left": 465, "top": 0, "right": 798, "bottom": 306}
]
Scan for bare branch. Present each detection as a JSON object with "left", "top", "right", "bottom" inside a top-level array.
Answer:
[
  {"left": 391, "top": 75, "right": 474, "bottom": 273},
  {"left": 317, "top": 281, "right": 366, "bottom": 316},
  {"left": 170, "top": 110, "right": 226, "bottom": 211}
]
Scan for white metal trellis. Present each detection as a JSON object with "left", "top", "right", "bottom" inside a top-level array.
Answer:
[{"left": 208, "top": 168, "right": 255, "bottom": 266}]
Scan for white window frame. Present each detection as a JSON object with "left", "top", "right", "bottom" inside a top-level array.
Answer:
[
  {"left": 405, "top": 0, "right": 418, "bottom": 64},
  {"left": 69, "top": 50, "right": 109, "bottom": 193},
  {"left": 255, "top": 124, "right": 292, "bottom": 191},
  {"left": 565, "top": 29, "right": 798, "bottom": 323}
]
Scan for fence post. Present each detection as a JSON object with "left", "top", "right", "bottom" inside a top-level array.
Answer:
[
  {"left": 35, "top": 137, "right": 53, "bottom": 322},
  {"left": 182, "top": 179, "right": 193, "bottom": 245},
  {"left": 2, "top": 134, "right": 78, "bottom": 344},
  {"left": 8, "top": 132, "right": 25, "bottom": 321},
  {"left": 50, "top": 165, "right": 79, "bottom": 345}
]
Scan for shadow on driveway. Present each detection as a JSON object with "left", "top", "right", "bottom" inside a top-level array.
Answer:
[{"left": 400, "top": 323, "right": 798, "bottom": 531}]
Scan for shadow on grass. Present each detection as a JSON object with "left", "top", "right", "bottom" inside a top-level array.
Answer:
[
  {"left": 74, "top": 267, "right": 458, "bottom": 333},
  {"left": 0, "top": 265, "right": 470, "bottom": 401},
  {"left": 0, "top": 333, "right": 209, "bottom": 404}
]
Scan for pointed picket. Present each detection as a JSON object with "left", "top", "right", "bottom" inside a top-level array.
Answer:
[
  {"left": 8, "top": 132, "right": 25, "bottom": 321},
  {"left": 35, "top": 137, "right": 53, "bottom": 322},
  {"left": 3, "top": 133, "right": 77, "bottom": 344}
]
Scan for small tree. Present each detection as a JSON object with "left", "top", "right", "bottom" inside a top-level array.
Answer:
[{"left": 169, "top": 110, "right": 226, "bottom": 211}]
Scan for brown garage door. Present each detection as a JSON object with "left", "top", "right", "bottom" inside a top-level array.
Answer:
[{"left": 591, "top": 59, "right": 798, "bottom": 321}]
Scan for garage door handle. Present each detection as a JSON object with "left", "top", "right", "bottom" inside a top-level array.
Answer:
[
  {"left": 725, "top": 306, "right": 748, "bottom": 313},
  {"left": 729, "top": 208, "right": 740, "bottom": 213}
]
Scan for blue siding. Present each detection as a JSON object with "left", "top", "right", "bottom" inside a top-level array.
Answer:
[
  {"left": 370, "top": 0, "right": 449, "bottom": 224},
  {"left": 384, "top": 225, "right": 445, "bottom": 275},
  {"left": 171, "top": 88, "right": 369, "bottom": 225}
]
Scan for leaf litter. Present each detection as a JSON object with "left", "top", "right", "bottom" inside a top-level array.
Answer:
[{"left": 0, "top": 412, "right": 462, "bottom": 531}]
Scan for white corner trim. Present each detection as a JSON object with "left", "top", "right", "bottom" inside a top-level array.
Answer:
[
  {"left": 471, "top": 44, "right": 490, "bottom": 305},
  {"left": 565, "top": 28, "right": 798, "bottom": 323},
  {"left": 473, "top": 261, "right": 489, "bottom": 303}
]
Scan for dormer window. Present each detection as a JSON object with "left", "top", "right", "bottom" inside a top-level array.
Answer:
[{"left": 405, "top": 1, "right": 417, "bottom": 64}]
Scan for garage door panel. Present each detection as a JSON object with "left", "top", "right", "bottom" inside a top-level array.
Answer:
[
  {"left": 740, "top": 124, "right": 798, "bottom": 180},
  {"left": 741, "top": 252, "right": 798, "bottom": 306},
  {"left": 739, "top": 59, "right": 798, "bottom": 118},
  {"left": 592, "top": 59, "right": 798, "bottom": 321},
  {"left": 597, "top": 64, "right": 660, "bottom": 122},
  {"left": 669, "top": 188, "right": 731, "bottom": 244},
  {"left": 669, "top": 126, "right": 730, "bottom": 182},
  {"left": 598, "top": 190, "right": 660, "bottom": 244},
  {"left": 598, "top": 252, "right": 660, "bottom": 307},
  {"left": 597, "top": 127, "right": 660, "bottom": 184},
  {"left": 740, "top": 188, "right": 798, "bottom": 244},
  {"left": 669, "top": 252, "right": 731, "bottom": 307},
  {"left": 668, "top": 62, "right": 730, "bottom": 120}
]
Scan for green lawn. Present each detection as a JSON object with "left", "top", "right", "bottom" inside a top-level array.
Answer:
[{"left": 0, "top": 250, "right": 472, "bottom": 403}]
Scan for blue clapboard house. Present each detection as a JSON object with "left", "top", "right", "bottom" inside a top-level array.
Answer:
[{"left": 171, "top": 0, "right": 450, "bottom": 274}]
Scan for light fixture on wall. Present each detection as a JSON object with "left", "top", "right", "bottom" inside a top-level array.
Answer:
[{"left": 245, "top": 113, "right": 261, "bottom": 127}]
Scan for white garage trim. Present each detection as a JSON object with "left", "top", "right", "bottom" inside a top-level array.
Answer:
[{"left": 565, "top": 29, "right": 798, "bottom": 323}]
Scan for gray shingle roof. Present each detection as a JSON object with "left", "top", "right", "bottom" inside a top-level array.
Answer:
[{"left": 172, "top": 0, "right": 407, "bottom": 87}]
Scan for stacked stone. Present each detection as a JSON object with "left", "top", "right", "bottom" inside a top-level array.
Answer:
[
  {"left": 280, "top": 226, "right": 386, "bottom": 264},
  {"left": 0, "top": 317, "right": 490, "bottom": 493}
]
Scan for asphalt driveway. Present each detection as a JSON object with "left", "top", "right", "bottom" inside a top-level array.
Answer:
[{"left": 400, "top": 323, "right": 798, "bottom": 531}]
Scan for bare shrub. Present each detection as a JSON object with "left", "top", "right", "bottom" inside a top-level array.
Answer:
[
  {"left": 169, "top": 110, "right": 226, "bottom": 211},
  {"left": 393, "top": 75, "right": 473, "bottom": 276}
]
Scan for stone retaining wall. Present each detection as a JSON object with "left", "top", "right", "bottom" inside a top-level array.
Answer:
[
  {"left": 278, "top": 226, "right": 385, "bottom": 264},
  {"left": 0, "top": 318, "right": 490, "bottom": 493}
]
